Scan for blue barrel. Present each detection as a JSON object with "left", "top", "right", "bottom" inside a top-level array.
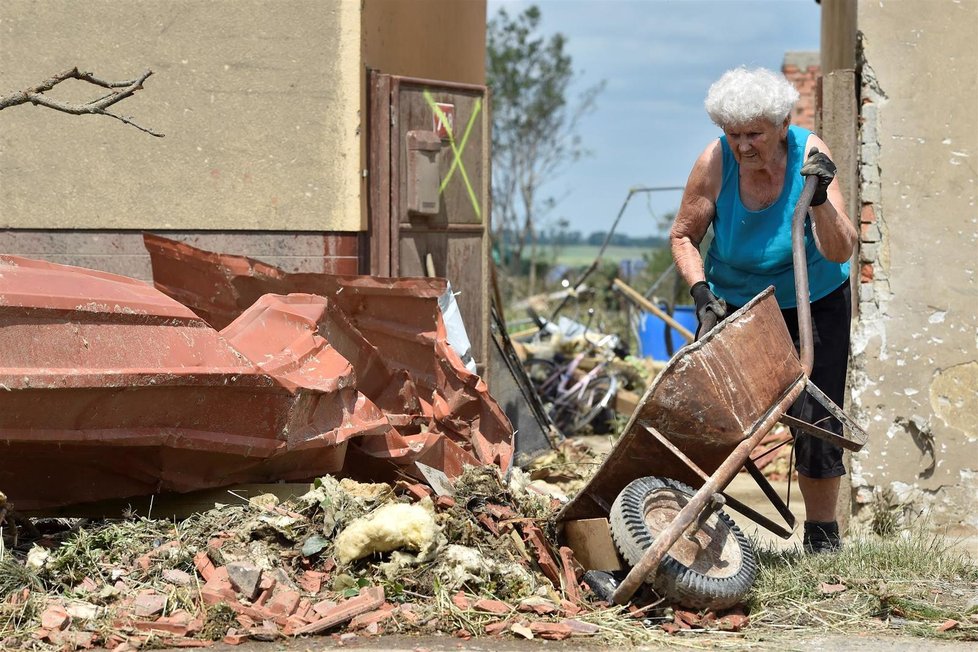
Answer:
[{"left": 637, "top": 305, "right": 698, "bottom": 361}]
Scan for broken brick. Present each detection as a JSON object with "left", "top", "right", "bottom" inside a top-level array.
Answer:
[
  {"left": 348, "top": 604, "right": 395, "bottom": 631},
  {"left": 484, "top": 620, "right": 512, "bottom": 636},
  {"left": 558, "top": 546, "right": 583, "bottom": 604},
  {"left": 528, "top": 621, "right": 575, "bottom": 640},
  {"left": 454, "top": 628, "right": 472, "bottom": 639},
  {"left": 517, "top": 597, "right": 557, "bottom": 615},
  {"left": 295, "top": 586, "right": 385, "bottom": 635},
  {"left": 452, "top": 591, "right": 472, "bottom": 610},
  {"left": 717, "top": 611, "right": 750, "bottom": 632},
  {"left": 162, "top": 568, "right": 193, "bottom": 587},
  {"left": 562, "top": 618, "right": 599, "bottom": 636},
  {"left": 434, "top": 495, "right": 456, "bottom": 510},
  {"left": 222, "top": 631, "right": 248, "bottom": 645},
  {"left": 476, "top": 513, "right": 500, "bottom": 536},
  {"left": 398, "top": 482, "right": 432, "bottom": 501},
  {"left": 473, "top": 599, "right": 510, "bottom": 615},
  {"left": 193, "top": 551, "right": 216, "bottom": 582},
  {"left": 297, "top": 570, "right": 325, "bottom": 595},
  {"left": 133, "top": 590, "right": 167, "bottom": 618},
  {"left": 519, "top": 523, "right": 561, "bottom": 586},
  {"left": 265, "top": 588, "right": 301, "bottom": 616},
  {"left": 483, "top": 503, "right": 517, "bottom": 520},
  {"left": 39, "top": 604, "right": 70, "bottom": 631}
]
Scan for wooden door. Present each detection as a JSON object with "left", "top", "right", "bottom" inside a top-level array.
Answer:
[{"left": 368, "top": 72, "right": 491, "bottom": 371}]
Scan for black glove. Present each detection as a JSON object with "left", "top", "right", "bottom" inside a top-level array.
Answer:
[
  {"left": 800, "top": 147, "right": 836, "bottom": 207},
  {"left": 690, "top": 281, "right": 726, "bottom": 340}
]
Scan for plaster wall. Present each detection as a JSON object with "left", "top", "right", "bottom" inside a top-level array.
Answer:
[
  {"left": 849, "top": 0, "right": 978, "bottom": 537},
  {"left": 0, "top": 0, "right": 363, "bottom": 232}
]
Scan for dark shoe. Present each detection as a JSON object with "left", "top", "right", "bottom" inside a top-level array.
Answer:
[{"left": 803, "top": 520, "right": 841, "bottom": 553}]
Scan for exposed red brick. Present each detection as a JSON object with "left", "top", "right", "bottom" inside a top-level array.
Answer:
[
  {"left": 861, "top": 203, "right": 877, "bottom": 223},
  {"left": 861, "top": 263, "right": 874, "bottom": 283},
  {"left": 454, "top": 628, "right": 473, "bottom": 639},
  {"left": 294, "top": 586, "right": 386, "bottom": 635},
  {"left": 560, "top": 599, "right": 582, "bottom": 616}
]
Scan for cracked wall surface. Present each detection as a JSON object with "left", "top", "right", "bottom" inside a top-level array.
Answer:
[{"left": 848, "top": 0, "right": 978, "bottom": 538}]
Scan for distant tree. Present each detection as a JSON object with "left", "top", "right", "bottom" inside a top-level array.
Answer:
[{"left": 487, "top": 5, "right": 603, "bottom": 286}]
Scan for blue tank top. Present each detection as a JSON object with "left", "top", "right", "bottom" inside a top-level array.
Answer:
[{"left": 704, "top": 125, "right": 849, "bottom": 308}]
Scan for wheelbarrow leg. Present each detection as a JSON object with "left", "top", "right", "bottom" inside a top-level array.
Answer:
[{"left": 610, "top": 377, "right": 808, "bottom": 605}]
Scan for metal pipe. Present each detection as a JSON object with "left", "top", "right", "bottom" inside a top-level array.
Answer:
[
  {"left": 610, "top": 376, "right": 808, "bottom": 605},
  {"left": 791, "top": 175, "right": 818, "bottom": 376}
]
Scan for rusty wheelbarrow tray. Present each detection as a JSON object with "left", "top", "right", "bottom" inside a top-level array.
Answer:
[{"left": 557, "top": 177, "right": 867, "bottom": 607}]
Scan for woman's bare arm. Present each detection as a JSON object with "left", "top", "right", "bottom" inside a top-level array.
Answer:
[
  {"left": 670, "top": 140, "right": 722, "bottom": 286},
  {"left": 805, "top": 134, "right": 858, "bottom": 263}
]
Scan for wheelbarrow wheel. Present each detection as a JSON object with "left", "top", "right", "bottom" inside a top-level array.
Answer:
[{"left": 609, "top": 476, "right": 757, "bottom": 610}]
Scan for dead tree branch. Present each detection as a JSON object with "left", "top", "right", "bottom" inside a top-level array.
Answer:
[{"left": 0, "top": 67, "right": 163, "bottom": 137}]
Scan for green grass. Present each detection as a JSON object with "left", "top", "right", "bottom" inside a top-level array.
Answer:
[{"left": 748, "top": 525, "right": 978, "bottom": 640}]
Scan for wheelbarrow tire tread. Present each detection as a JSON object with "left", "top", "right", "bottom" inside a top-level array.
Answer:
[{"left": 609, "top": 476, "right": 757, "bottom": 610}]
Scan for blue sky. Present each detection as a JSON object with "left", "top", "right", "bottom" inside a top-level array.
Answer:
[{"left": 486, "top": 0, "right": 821, "bottom": 237}]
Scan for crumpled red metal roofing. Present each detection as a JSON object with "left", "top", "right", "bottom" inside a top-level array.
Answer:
[{"left": 0, "top": 248, "right": 513, "bottom": 510}]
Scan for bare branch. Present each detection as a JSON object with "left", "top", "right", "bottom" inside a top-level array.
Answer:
[{"left": 0, "top": 67, "right": 163, "bottom": 137}]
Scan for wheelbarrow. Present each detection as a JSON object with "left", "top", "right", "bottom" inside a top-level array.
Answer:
[{"left": 556, "top": 176, "right": 867, "bottom": 609}]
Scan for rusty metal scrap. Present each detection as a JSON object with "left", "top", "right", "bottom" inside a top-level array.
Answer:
[{"left": 0, "top": 248, "right": 513, "bottom": 510}]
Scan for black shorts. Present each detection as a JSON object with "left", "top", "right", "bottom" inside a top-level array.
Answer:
[{"left": 725, "top": 282, "right": 851, "bottom": 479}]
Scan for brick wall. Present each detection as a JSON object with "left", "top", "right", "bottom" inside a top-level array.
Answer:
[{"left": 782, "top": 51, "right": 820, "bottom": 131}]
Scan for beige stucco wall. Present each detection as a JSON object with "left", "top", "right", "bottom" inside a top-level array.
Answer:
[
  {"left": 0, "top": 0, "right": 363, "bottom": 231},
  {"left": 849, "top": 0, "right": 978, "bottom": 536}
]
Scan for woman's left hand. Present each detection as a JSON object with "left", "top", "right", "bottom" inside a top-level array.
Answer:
[{"left": 801, "top": 147, "right": 837, "bottom": 206}]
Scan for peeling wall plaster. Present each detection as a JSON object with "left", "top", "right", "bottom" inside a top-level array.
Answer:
[{"left": 848, "top": 0, "right": 978, "bottom": 536}]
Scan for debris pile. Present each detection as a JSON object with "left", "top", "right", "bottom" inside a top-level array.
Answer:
[{"left": 5, "top": 467, "right": 750, "bottom": 649}]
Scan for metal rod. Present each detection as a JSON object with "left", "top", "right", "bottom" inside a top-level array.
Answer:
[
  {"left": 791, "top": 175, "right": 818, "bottom": 376},
  {"left": 610, "top": 376, "right": 807, "bottom": 605}
]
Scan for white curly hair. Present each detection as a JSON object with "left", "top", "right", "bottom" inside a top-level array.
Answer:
[{"left": 704, "top": 66, "right": 799, "bottom": 128}]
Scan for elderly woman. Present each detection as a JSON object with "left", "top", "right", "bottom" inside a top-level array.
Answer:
[{"left": 670, "top": 67, "right": 858, "bottom": 553}]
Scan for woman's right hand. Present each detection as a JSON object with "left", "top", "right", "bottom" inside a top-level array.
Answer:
[{"left": 690, "top": 281, "right": 726, "bottom": 340}]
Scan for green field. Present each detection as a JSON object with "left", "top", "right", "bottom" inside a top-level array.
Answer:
[{"left": 551, "top": 244, "right": 663, "bottom": 266}]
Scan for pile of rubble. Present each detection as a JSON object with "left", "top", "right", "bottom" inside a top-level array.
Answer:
[{"left": 1, "top": 465, "right": 751, "bottom": 650}]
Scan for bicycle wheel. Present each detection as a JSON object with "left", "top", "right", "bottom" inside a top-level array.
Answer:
[
  {"left": 569, "top": 373, "right": 619, "bottom": 434},
  {"left": 523, "top": 358, "right": 560, "bottom": 403}
]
